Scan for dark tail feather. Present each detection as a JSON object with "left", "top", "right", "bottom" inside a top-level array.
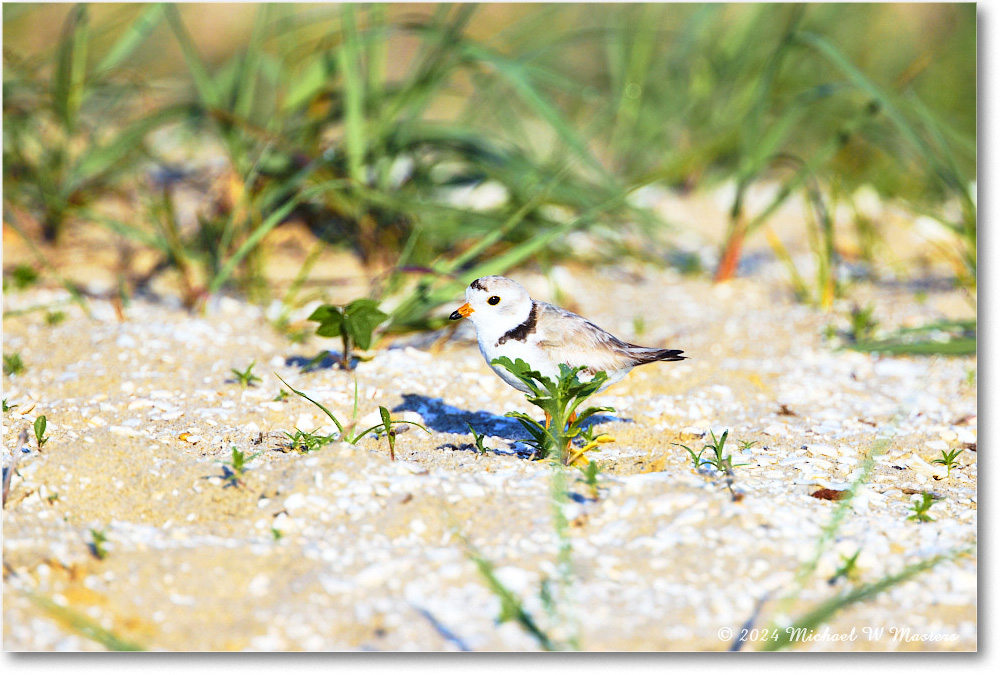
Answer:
[{"left": 631, "top": 347, "right": 686, "bottom": 364}]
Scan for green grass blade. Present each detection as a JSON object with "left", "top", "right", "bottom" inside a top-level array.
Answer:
[
  {"left": 464, "top": 544, "right": 559, "bottom": 651},
  {"left": 762, "top": 545, "right": 974, "bottom": 651},
  {"left": 26, "top": 591, "right": 145, "bottom": 651},
  {"left": 607, "top": 5, "right": 659, "bottom": 161},
  {"left": 794, "top": 30, "right": 970, "bottom": 200},
  {"left": 52, "top": 4, "right": 89, "bottom": 132},
  {"left": 790, "top": 438, "right": 886, "bottom": 593},
  {"left": 282, "top": 52, "right": 337, "bottom": 113},
  {"left": 233, "top": 4, "right": 271, "bottom": 122},
  {"left": 349, "top": 424, "right": 385, "bottom": 442},
  {"left": 77, "top": 208, "right": 169, "bottom": 251},
  {"left": 207, "top": 194, "right": 302, "bottom": 294},
  {"left": 94, "top": 3, "right": 165, "bottom": 76},
  {"left": 848, "top": 319, "right": 976, "bottom": 356},
  {"left": 380, "top": 4, "right": 477, "bottom": 128},
  {"left": 164, "top": 4, "right": 222, "bottom": 108},
  {"left": 338, "top": 4, "right": 366, "bottom": 186},
  {"left": 274, "top": 373, "right": 345, "bottom": 435},
  {"left": 460, "top": 43, "right": 610, "bottom": 181},
  {"left": 849, "top": 339, "right": 976, "bottom": 356},
  {"left": 438, "top": 188, "right": 552, "bottom": 274},
  {"left": 365, "top": 4, "right": 388, "bottom": 118},
  {"left": 68, "top": 103, "right": 194, "bottom": 192}
]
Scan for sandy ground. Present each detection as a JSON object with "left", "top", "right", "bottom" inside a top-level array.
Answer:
[{"left": 2, "top": 187, "right": 977, "bottom": 651}]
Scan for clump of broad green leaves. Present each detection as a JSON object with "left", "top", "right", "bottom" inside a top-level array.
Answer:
[
  {"left": 492, "top": 356, "right": 615, "bottom": 464},
  {"left": 308, "top": 299, "right": 388, "bottom": 370}
]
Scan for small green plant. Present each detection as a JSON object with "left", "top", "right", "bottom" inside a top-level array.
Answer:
[
  {"left": 46, "top": 492, "right": 60, "bottom": 505},
  {"left": 230, "top": 360, "right": 262, "bottom": 388},
  {"left": 34, "top": 416, "right": 49, "bottom": 450},
  {"left": 283, "top": 428, "right": 335, "bottom": 453},
  {"left": 675, "top": 442, "right": 707, "bottom": 471},
  {"left": 9, "top": 264, "right": 39, "bottom": 290},
  {"left": 737, "top": 439, "right": 757, "bottom": 452},
  {"left": 848, "top": 304, "right": 879, "bottom": 342},
  {"left": 679, "top": 429, "right": 746, "bottom": 501},
  {"left": 4, "top": 353, "right": 25, "bottom": 376},
  {"left": 705, "top": 429, "right": 746, "bottom": 502},
  {"left": 827, "top": 549, "right": 862, "bottom": 586},
  {"left": 492, "top": 357, "right": 614, "bottom": 464},
  {"left": 907, "top": 492, "right": 941, "bottom": 523},
  {"left": 466, "top": 423, "right": 494, "bottom": 457},
  {"left": 632, "top": 315, "right": 646, "bottom": 336},
  {"left": 276, "top": 374, "right": 428, "bottom": 450},
  {"left": 465, "top": 541, "right": 562, "bottom": 650},
  {"left": 2, "top": 399, "right": 15, "bottom": 412},
  {"left": 931, "top": 448, "right": 965, "bottom": 478},
  {"left": 271, "top": 527, "right": 283, "bottom": 542},
  {"left": 703, "top": 429, "right": 745, "bottom": 471},
  {"left": 748, "top": 437, "right": 974, "bottom": 652},
  {"left": 219, "top": 447, "right": 262, "bottom": 488},
  {"left": 308, "top": 299, "right": 388, "bottom": 370},
  {"left": 379, "top": 406, "right": 399, "bottom": 461},
  {"left": 89, "top": 528, "right": 109, "bottom": 561},
  {"left": 44, "top": 310, "right": 67, "bottom": 326},
  {"left": 572, "top": 423, "right": 614, "bottom": 453},
  {"left": 577, "top": 460, "right": 602, "bottom": 500},
  {"left": 273, "top": 389, "right": 289, "bottom": 402},
  {"left": 462, "top": 462, "right": 581, "bottom": 651},
  {"left": 283, "top": 326, "right": 310, "bottom": 345}
]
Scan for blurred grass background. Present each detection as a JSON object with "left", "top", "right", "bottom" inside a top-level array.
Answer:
[{"left": 2, "top": 2, "right": 976, "bottom": 334}]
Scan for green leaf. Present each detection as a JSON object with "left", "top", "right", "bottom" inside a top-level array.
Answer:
[
  {"left": 34, "top": 415, "right": 47, "bottom": 440},
  {"left": 308, "top": 304, "right": 346, "bottom": 338},
  {"left": 343, "top": 299, "right": 388, "bottom": 350},
  {"left": 573, "top": 406, "right": 615, "bottom": 423},
  {"left": 492, "top": 356, "right": 548, "bottom": 397}
]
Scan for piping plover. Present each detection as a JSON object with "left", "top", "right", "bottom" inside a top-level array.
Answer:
[{"left": 450, "top": 276, "right": 685, "bottom": 393}]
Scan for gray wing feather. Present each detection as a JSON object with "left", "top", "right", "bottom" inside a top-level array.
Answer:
[{"left": 533, "top": 302, "right": 684, "bottom": 374}]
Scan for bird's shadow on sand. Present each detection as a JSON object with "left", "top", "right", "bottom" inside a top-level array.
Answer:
[{"left": 392, "top": 393, "right": 622, "bottom": 443}]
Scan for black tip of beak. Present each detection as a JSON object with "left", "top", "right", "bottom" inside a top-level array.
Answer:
[{"left": 449, "top": 310, "right": 463, "bottom": 321}]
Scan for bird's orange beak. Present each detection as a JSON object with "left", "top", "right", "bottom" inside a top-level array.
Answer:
[{"left": 450, "top": 302, "right": 474, "bottom": 320}]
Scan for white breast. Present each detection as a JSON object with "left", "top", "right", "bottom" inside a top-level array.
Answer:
[{"left": 478, "top": 333, "right": 562, "bottom": 393}]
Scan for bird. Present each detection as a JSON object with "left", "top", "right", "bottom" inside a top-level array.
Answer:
[{"left": 450, "top": 276, "right": 685, "bottom": 394}]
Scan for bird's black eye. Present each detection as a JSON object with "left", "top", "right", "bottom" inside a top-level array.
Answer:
[{"left": 488, "top": 296, "right": 501, "bottom": 306}]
